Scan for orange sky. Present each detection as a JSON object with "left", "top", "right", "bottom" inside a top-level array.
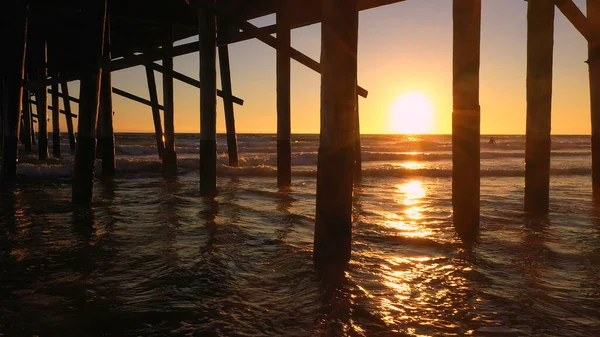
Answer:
[{"left": 53, "top": 0, "right": 592, "bottom": 135}]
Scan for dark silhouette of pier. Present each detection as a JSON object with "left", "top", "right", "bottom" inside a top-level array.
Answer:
[{"left": 0, "top": 0, "right": 599, "bottom": 269}]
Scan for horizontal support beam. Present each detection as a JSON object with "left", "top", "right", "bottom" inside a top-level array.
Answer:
[
  {"left": 147, "top": 62, "right": 245, "bottom": 105},
  {"left": 554, "top": 0, "right": 599, "bottom": 43},
  {"left": 109, "top": 42, "right": 199, "bottom": 72},
  {"left": 27, "top": 100, "right": 77, "bottom": 118},
  {"left": 112, "top": 87, "right": 165, "bottom": 110},
  {"left": 194, "top": 0, "right": 369, "bottom": 98},
  {"left": 48, "top": 88, "right": 81, "bottom": 103}
]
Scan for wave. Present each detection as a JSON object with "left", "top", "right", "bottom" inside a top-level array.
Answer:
[{"left": 15, "top": 158, "right": 592, "bottom": 179}]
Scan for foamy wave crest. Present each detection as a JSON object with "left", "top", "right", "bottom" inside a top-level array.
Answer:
[{"left": 116, "top": 145, "right": 201, "bottom": 156}]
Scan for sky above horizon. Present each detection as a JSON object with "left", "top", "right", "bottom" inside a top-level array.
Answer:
[{"left": 58, "top": 0, "right": 593, "bottom": 134}]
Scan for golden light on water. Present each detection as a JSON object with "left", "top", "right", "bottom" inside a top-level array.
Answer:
[{"left": 390, "top": 91, "right": 435, "bottom": 134}]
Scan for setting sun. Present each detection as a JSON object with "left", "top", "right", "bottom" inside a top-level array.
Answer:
[{"left": 390, "top": 91, "right": 435, "bottom": 134}]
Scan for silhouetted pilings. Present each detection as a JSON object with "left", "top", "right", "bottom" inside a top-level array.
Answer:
[
  {"left": 589, "top": 0, "right": 600, "bottom": 200},
  {"left": 33, "top": 40, "right": 48, "bottom": 160},
  {"left": 0, "top": 0, "right": 28, "bottom": 182},
  {"left": 354, "top": 96, "right": 362, "bottom": 182},
  {"left": 98, "top": 19, "right": 116, "bottom": 177},
  {"left": 145, "top": 66, "right": 165, "bottom": 159},
  {"left": 61, "top": 82, "right": 76, "bottom": 153},
  {"left": 199, "top": 5, "right": 218, "bottom": 196},
  {"left": 162, "top": 25, "right": 178, "bottom": 177},
  {"left": 218, "top": 28, "right": 240, "bottom": 167},
  {"left": 452, "top": 0, "right": 481, "bottom": 239},
  {"left": 277, "top": 0, "right": 292, "bottom": 187},
  {"left": 314, "top": 0, "right": 359, "bottom": 268},
  {"left": 21, "top": 87, "right": 32, "bottom": 153},
  {"left": 51, "top": 84, "right": 61, "bottom": 158},
  {"left": 72, "top": 0, "right": 107, "bottom": 204},
  {"left": 525, "top": 0, "right": 554, "bottom": 213}
]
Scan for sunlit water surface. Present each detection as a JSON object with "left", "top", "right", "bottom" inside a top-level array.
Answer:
[{"left": 1, "top": 134, "right": 599, "bottom": 336}]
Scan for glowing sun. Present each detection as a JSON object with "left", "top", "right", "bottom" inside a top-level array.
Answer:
[{"left": 390, "top": 91, "right": 434, "bottom": 134}]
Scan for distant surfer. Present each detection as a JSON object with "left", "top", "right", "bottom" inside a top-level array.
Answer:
[{"left": 488, "top": 137, "right": 496, "bottom": 145}]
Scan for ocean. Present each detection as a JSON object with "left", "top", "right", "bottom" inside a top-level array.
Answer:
[{"left": 1, "top": 133, "right": 599, "bottom": 336}]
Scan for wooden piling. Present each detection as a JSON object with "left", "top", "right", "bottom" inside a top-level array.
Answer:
[
  {"left": 51, "top": 84, "right": 61, "bottom": 157},
  {"left": 277, "top": 0, "right": 292, "bottom": 186},
  {"left": 452, "top": 0, "right": 481, "bottom": 239},
  {"left": 314, "top": 0, "right": 359, "bottom": 268},
  {"left": 72, "top": 0, "right": 107, "bottom": 204},
  {"left": 60, "top": 82, "right": 76, "bottom": 153},
  {"left": 21, "top": 88, "right": 33, "bottom": 153},
  {"left": 161, "top": 25, "right": 177, "bottom": 176},
  {"left": 34, "top": 40, "right": 48, "bottom": 160},
  {"left": 0, "top": 0, "right": 28, "bottom": 182},
  {"left": 199, "top": 5, "right": 218, "bottom": 196},
  {"left": 524, "top": 0, "right": 554, "bottom": 213},
  {"left": 354, "top": 96, "right": 362, "bottom": 182},
  {"left": 145, "top": 66, "right": 165, "bottom": 159},
  {"left": 588, "top": 0, "right": 600, "bottom": 200},
  {"left": 218, "top": 29, "right": 240, "bottom": 167},
  {"left": 98, "top": 19, "right": 115, "bottom": 177},
  {"left": 30, "top": 99, "right": 36, "bottom": 146}
]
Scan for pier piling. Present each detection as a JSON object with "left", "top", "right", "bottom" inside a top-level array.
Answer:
[
  {"left": 72, "top": 0, "right": 107, "bottom": 204},
  {"left": 33, "top": 40, "right": 48, "bottom": 160},
  {"left": 218, "top": 27, "right": 240, "bottom": 167},
  {"left": 452, "top": 0, "right": 481, "bottom": 239},
  {"left": 588, "top": 0, "right": 600, "bottom": 200},
  {"left": 98, "top": 20, "right": 116, "bottom": 177},
  {"left": 0, "top": 0, "right": 28, "bottom": 182},
  {"left": 162, "top": 25, "right": 178, "bottom": 176},
  {"left": 21, "top": 87, "right": 32, "bottom": 153},
  {"left": 277, "top": 0, "right": 292, "bottom": 187},
  {"left": 525, "top": 0, "right": 554, "bottom": 213},
  {"left": 354, "top": 96, "right": 362, "bottom": 183},
  {"left": 60, "top": 82, "right": 76, "bottom": 153},
  {"left": 145, "top": 66, "right": 165, "bottom": 159},
  {"left": 51, "top": 84, "right": 61, "bottom": 157},
  {"left": 199, "top": 5, "right": 218, "bottom": 196},
  {"left": 314, "top": 0, "right": 359, "bottom": 268}
]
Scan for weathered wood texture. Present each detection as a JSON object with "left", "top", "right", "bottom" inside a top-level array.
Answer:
[
  {"left": 452, "top": 0, "right": 481, "bottom": 239},
  {"left": 525, "top": 0, "right": 554, "bottom": 213},
  {"left": 314, "top": 0, "right": 359, "bottom": 268}
]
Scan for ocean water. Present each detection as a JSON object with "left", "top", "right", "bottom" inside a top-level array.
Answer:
[{"left": 1, "top": 133, "right": 599, "bottom": 337}]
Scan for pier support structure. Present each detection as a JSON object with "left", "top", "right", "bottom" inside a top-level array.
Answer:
[
  {"left": 277, "top": 0, "right": 292, "bottom": 187},
  {"left": 61, "top": 82, "right": 76, "bottom": 153},
  {"left": 72, "top": 0, "right": 107, "bottom": 204},
  {"left": 218, "top": 25, "right": 240, "bottom": 167},
  {"left": 33, "top": 40, "right": 48, "bottom": 160},
  {"left": 21, "top": 87, "right": 32, "bottom": 153},
  {"left": 588, "top": 0, "right": 600, "bottom": 200},
  {"left": 199, "top": 5, "right": 218, "bottom": 196},
  {"left": 145, "top": 66, "right": 165, "bottom": 159},
  {"left": 51, "top": 83, "right": 61, "bottom": 157},
  {"left": 452, "top": 0, "right": 481, "bottom": 239},
  {"left": 314, "top": 0, "right": 359, "bottom": 268},
  {"left": 354, "top": 96, "right": 362, "bottom": 183},
  {"left": 525, "top": 0, "right": 554, "bottom": 213},
  {"left": 162, "top": 25, "right": 178, "bottom": 176},
  {"left": 98, "top": 19, "right": 115, "bottom": 177},
  {"left": 0, "top": 0, "right": 28, "bottom": 182}
]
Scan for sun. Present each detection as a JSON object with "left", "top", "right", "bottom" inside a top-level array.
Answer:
[{"left": 390, "top": 91, "right": 435, "bottom": 134}]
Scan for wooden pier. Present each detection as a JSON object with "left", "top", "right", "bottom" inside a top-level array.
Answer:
[{"left": 0, "top": 0, "right": 599, "bottom": 268}]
